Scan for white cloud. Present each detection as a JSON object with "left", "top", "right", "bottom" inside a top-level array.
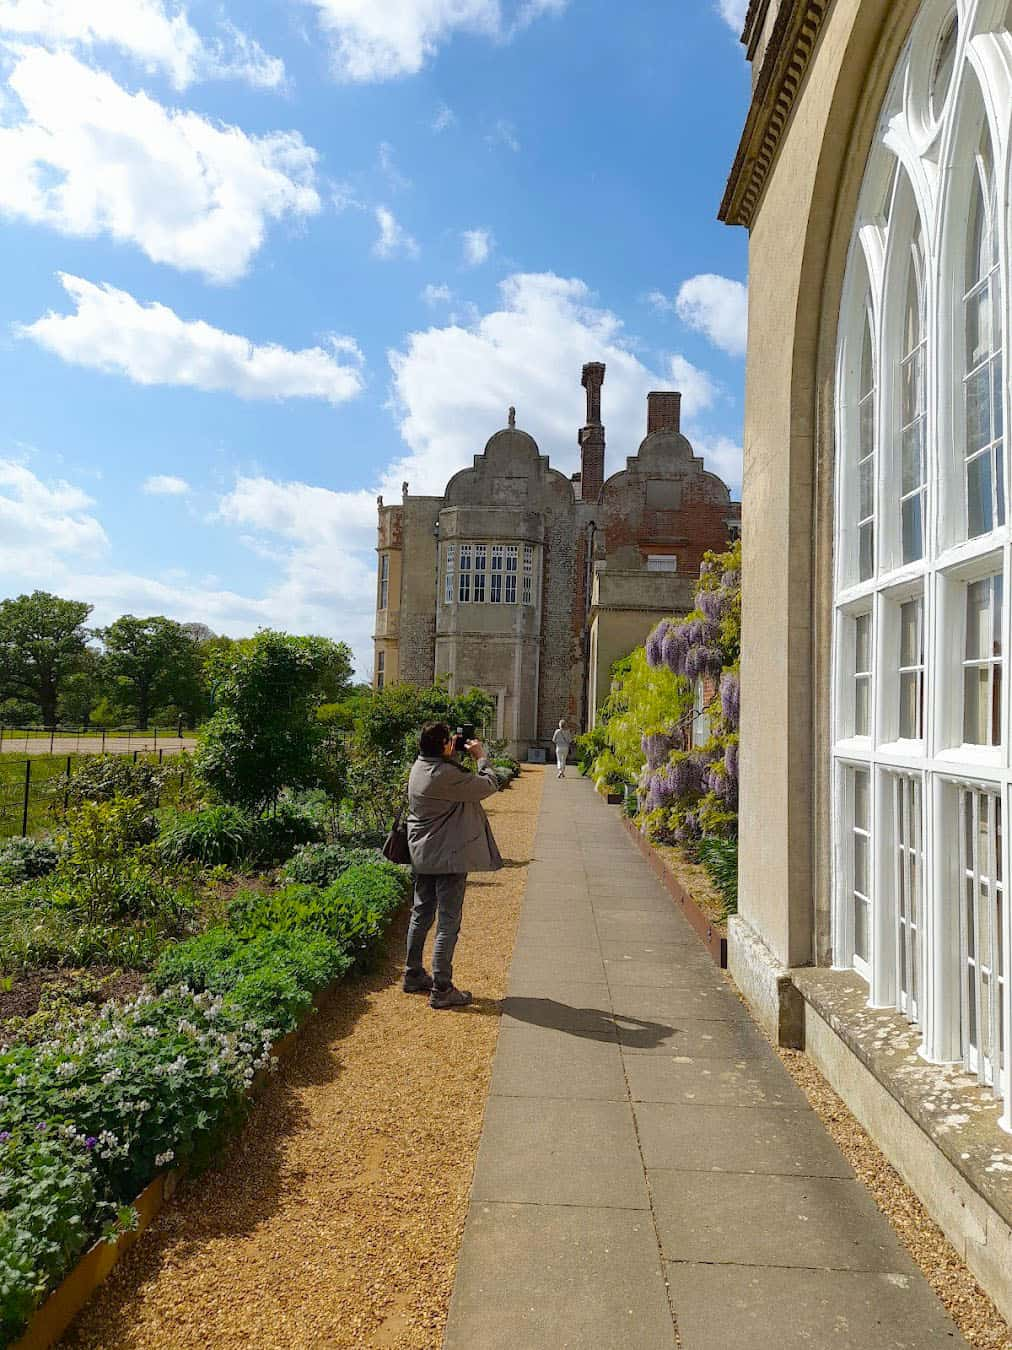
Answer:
[
  {"left": 462, "top": 228, "right": 493, "bottom": 267},
  {"left": 143, "top": 474, "right": 190, "bottom": 496},
  {"left": 421, "top": 283, "right": 453, "bottom": 305},
  {"left": 646, "top": 289, "right": 676, "bottom": 315},
  {"left": 21, "top": 274, "right": 365, "bottom": 404},
  {"left": 373, "top": 206, "right": 419, "bottom": 259},
  {"left": 432, "top": 102, "right": 456, "bottom": 131},
  {"left": 0, "top": 458, "right": 108, "bottom": 575},
  {"left": 675, "top": 274, "right": 748, "bottom": 357},
  {"left": 691, "top": 434, "right": 742, "bottom": 494},
  {"left": 377, "top": 140, "right": 410, "bottom": 191},
  {"left": 307, "top": 0, "right": 568, "bottom": 82},
  {"left": 715, "top": 0, "right": 748, "bottom": 35},
  {"left": 0, "top": 48, "right": 320, "bottom": 281},
  {"left": 485, "top": 118, "right": 519, "bottom": 152},
  {"left": 668, "top": 354, "right": 717, "bottom": 420},
  {"left": 0, "top": 0, "right": 285, "bottom": 89},
  {"left": 385, "top": 271, "right": 738, "bottom": 498}
]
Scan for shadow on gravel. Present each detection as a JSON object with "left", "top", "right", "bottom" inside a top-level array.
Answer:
[{"left": 500, "top": 996, "right": 673, "bottom": 1048}]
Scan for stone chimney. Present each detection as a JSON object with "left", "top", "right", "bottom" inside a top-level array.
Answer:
[
  {"left": 647, "top": 390, "right": 681, "bottom": 435},
  {"left": 579, "top": 362, "right": 606, "bottom": 500}
]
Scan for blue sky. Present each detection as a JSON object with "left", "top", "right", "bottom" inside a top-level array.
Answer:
[{"left": 0, "top": 0, "right": 750, "bottom": 673}]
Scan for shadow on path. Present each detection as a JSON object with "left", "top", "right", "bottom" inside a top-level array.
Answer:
[{"left": 501, "top": 996, "right": 673, "bottom": 1048}]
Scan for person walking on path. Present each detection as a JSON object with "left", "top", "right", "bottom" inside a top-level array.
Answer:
[
  {"left": 552, "top": 718, "right": 573, "bottom": 778},
  {"left": 404, "top": 722, "right": 502, "bottom": 1009}
]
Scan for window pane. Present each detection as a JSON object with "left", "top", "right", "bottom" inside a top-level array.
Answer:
[
  {"left": 854, "top": 769, "right": 869, "bottom": 830},
  {"left": 931, "top": 14, "right": 958, "bottom": 117},
  {"left": 899, "top": 599, "right": 921, "bottom": 666},
  {"left": 860, "top": 315, "right": 874, "bottom": 399},
  {"left": 966, "top": 287, "right": 990, "bottom": 373},
  {"left": 899, "top": 671, "right": 920, "bottom": 738},
  {"left": 993, "top": 574, "right": 1003, "bottom": 656},
  {"left": 901, "top": 423, "right": 923, "bottom": 494},
  {"left": 855, "top": 897, "right": 870, "bottom": 963},
  {"left": 855, "top": 676, "right": 870, "bottom": 736},
  {"left": 967, "top": 453, "right": 993, "bottom": 537},
  {"left": 901, "top": 496, "right": 923, "bottom": 562},
  {"left": 966, "top": 579, "right": 989, "bottom": 660},
  {"left": 859, "top": 523, "right": 874, "bottom": 580},
  {"left": 855, "top": 613, "right": 871, "bottom": 671},
  {"left": 966, "top": 362, "right": 991, "bottom": 455},
  {"left": 964, "top": 665, "right": 989, "bottom": 743},
  {"left": 993, "top": 353, "right": 1004, "bottom": 443},
  {"left": 854, "top": 832, "right": 868, "bottom": 895}
]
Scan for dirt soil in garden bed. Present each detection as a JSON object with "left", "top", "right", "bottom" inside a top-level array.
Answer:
[
  {"left": 0, "top": 968, "right": 146, "bottom": 1046},
  {"left": 649, "top": 838, "right": 727, "bottom": 935},
  {"left": 64, "top": 767, "right": 545, "bottom": 1350}
]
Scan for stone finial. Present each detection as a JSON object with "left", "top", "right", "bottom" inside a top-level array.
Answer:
[
  {"left": 377, "top": 494, "right": 384, "bottom": 507},
  {"left": 508, "top": 406, "right": 516, "bottom": 428},
  {"left": 581, "top": 362, "right": 606, "bottom": 425},
  {"left": 402, "top": 480, "right": 409, "bottom": 497}
]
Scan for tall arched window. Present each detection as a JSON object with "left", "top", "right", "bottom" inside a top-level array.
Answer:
[
  {"left": 964, "top": 127, "right": 1004, "bottom": 537},
  {"left": 833, "top": 0, "right": 1012, "bottom": 1132}
]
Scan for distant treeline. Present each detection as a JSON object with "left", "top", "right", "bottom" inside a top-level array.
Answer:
[{"left": 0, "top": 590, "right": 363, "bottom": 730}]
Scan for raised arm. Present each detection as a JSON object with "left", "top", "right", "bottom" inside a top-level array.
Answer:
[{"left": 429, "top": 751, "right": 500, "bottom": 802}]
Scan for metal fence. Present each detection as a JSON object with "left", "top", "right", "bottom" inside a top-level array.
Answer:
[
  {"left": 0, "top": 726, "right": 197, "bottom": 756},
  {"left": 0, "top": 752, "right": 191, "bottom": 839}
]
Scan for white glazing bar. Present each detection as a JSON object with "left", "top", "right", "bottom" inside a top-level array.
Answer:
[
  {"left": 903, "top": 776, "right": 915, "bottom": 1021},
  {"left": 959, "top": 789, "right": 971, "bottom": 1075},
  {"left": 973, "top": 793, "right": 986, "bottom": 1084},
  {"left": 989, "top": 796, "right": 1001, "bottom": 1094}
]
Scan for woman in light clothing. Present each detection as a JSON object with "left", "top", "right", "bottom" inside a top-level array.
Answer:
[{"left": 552, "top": 719, "right": 573, "bottom": 778}]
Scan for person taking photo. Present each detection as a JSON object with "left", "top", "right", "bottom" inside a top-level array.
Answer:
[{"left": 403, "top": 722, "right": 502, "bottom": 1009}]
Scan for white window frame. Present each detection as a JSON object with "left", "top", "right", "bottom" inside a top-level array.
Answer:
[
  {"left": 376, "top": 649, "right": 385, "bottom": 691},
  {"left": 444, "top": 543, "right": 455, "bottom": 605},
  {"left": 505, "top": 545, "right": 518, "bottom": 604},
  {"left": 458, "top": 544, "right": 472, "bottom": 604},
  {"left": 831, "top": 0, "right": 1012, "bottom": 1132},
  {"left": 378, "top": 553, "right": 389, "bottom": 611}
]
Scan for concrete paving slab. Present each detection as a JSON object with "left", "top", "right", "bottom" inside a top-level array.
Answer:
[
  {"left": 443, "top": 1203, "right": 677, "bottom": 1350},
  {"left": 490, "top": 1024, "right": 627, "bottom": 1100},
  {"left": 605, "top": 953, "right": 717, "bottom": 986},
  {"left": 471, "top": 1097, "right": 650, "bottom": 1209},
  {"left": 512, "top": 927, "right": 602, "bottom": 954},
  {"left": 617, "top": 1014, "right": 769, "bottom": 1058},
  {"left": 601, "top": 938, "right": 711, "bottom": 961},
  {"left": 500, "top": 982, "right": 612, "bottom": 1021},
  {"left": 625, "top": 1055, "right": 805, "bottom": 1107},
  {"left": 666, "top": 1263, "right": 966, "bottom": 1349},
  {"left": 650, "top": 1171, "right": 918, "bottom": 1271},
  {"left": 507, "top": 949, "right": 607, "bottom": 988},
  {"left": 633, "top": 1103, "right": 854, "bottom": 1176},
  {"left": 607, "top": 981, "right": 748, "bottom": 1022},
  {"left": 594, "top": 909, "right": 696, "bottom": 942}
]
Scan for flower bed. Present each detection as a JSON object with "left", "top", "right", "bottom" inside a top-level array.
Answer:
[{"left": 0, "top": 855, "right": 411, "bottom": 1345}]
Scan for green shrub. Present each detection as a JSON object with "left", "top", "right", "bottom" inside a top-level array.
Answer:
[
  {"left": 154, "top": 928, "right": 348, "bottom": 1033},
  {"left": 54, "top": 755, "right": 176, "bottom": 811},
  {"left": 281, "top": 842, "right": 382, "bottom": 887},
  {"left": 695, "top": 835, "right": 738, "bottom": 917},
  {"left": 0, "top": 1130, "right": 131, "bottom": 1345},
  {"left": 249, "top": 802, "right": 323, "bottom": 865},
  {"left": 0, "top": 836, "right": 59, "bottom": 883},
  {"left": 227, "top": 862, "right": 409, "bottom": 970},
  {"left": 158, "top": 805, "right": 255, "bottom": 867}
]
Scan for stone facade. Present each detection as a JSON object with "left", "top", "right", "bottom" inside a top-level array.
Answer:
[
  {"left": 373, "top": 367, "right": 741, "bottom": 756},
  {"left": 722, "top": 0, "right": 1012, "bottom": 1320}
]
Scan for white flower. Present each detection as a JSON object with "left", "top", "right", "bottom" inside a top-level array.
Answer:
[{"left": 154, "top": 1150, "right": 175, "bottom": 1167}]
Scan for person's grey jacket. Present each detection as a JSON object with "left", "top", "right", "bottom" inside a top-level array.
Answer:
[{"left": 406, "top": 755, "right": 503, "bottom": 875}]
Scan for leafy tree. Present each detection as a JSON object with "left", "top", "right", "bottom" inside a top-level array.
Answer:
[
  {"left": 57, "top": 648, "right": 104, "bottom": 725},
  {"left": 353, "top": 681, "right": 495, "bottom": 761},
  {"left": 195, "top": 631, "right": 343, "bottom": 812},
  {"left": 98, "top": 616, "right": 201, "bottom": 729},
  {"left": 0, "top": 592, "right": 92, "bottom": 725}
]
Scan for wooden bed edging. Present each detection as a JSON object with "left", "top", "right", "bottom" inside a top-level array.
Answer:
[
  {"left": 620, "top": 815, "right": 728, "bottom": 968},
  {"left": 12, "top": 983, "right": 334, "bottom": 1350}
]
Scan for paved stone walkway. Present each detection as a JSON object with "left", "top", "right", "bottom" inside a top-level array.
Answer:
[{"left": 443, "top": 772, "right": 967, "bottom": 1349}]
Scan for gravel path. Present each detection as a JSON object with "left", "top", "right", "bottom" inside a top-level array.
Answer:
[{"left": 64, "top": 766, "right": 544, "bottom": 1349}]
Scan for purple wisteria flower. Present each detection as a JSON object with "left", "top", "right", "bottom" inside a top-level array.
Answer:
[
  {"left": 721, "top": 571, "right": 740, "bottom": 590},
  {"left": 724, "top": 739, "right": 739, "bottom": 783},
  {"left": 720, "top": 673, "right": 740, "bottom": 729},
  {"left": 646, "top": 620, "right": 669, "bottom": 668},
  {"left": 662, "top": 625, "right": 689, "bottom": 676},
  {"left": 697, "top": 590, "right": 724, "bottom": 624},
  {"left": 84, "top": 1136, "right": 98, "bottom": 1150},
  {"left": 684, "top": 645, "right": 723, "bottom": 682}
]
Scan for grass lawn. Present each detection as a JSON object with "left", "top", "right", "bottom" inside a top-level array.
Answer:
[{"left": 0, "top": 754, "right": 192, "bottom": 839}]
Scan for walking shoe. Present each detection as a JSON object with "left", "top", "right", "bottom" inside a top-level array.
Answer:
[
  {"left": 429, "top": 983, "right": 472, "bottom": 1010},
  {"left": 402, "top": 971, "right": 434, "bottom": 994}
]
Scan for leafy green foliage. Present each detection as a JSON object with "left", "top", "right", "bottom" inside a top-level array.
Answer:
[
  {"left": 196, "top": 631, "right": 349, "bottom": 812},
  {"left": 281, "top": 843, "right": 383, "bottom": 887},
  {"left": 0, "top": 836, "right": 59, "bottom": 884},
  {"left": 249, "top": 802, "right": 323, "bottom": 865},
  {"left": 158, "top": 805, "right": 256, "bottom": 867},
  {"left": 97, "top": 615, "right": 203, "bottom": 730},
  {"left": 0, "top": 591, "right": 93, "bottom": 726},
  {"left": 695, "top": 836, "right": 738, "bottom": 917},
  {"left": 56, "top": 753, "right": 180, "bottom": 811}
]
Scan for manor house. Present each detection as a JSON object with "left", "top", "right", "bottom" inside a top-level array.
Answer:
[{"left": 372, "top": 364, "right": 741, "bottom": 755}]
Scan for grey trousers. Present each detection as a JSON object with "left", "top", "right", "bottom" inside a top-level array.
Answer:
[{"left": 405, "top": 872, "right": 468, "bottom": 986}]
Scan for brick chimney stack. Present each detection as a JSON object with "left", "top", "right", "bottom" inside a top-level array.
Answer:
[
  {"left": 579, "top": 362, "right": 606, "bottom": 501},
  {"left": 647, "top": 390, "right": 682, "bottom": 435}
]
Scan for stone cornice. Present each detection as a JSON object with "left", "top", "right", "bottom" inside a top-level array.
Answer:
[{"left": 719, "top": 0, "right": 834, "bottom": 229}]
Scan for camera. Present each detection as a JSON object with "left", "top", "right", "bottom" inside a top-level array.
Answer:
[{"left": 453, "top": 724, "right": 476, "bottom": 755}]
